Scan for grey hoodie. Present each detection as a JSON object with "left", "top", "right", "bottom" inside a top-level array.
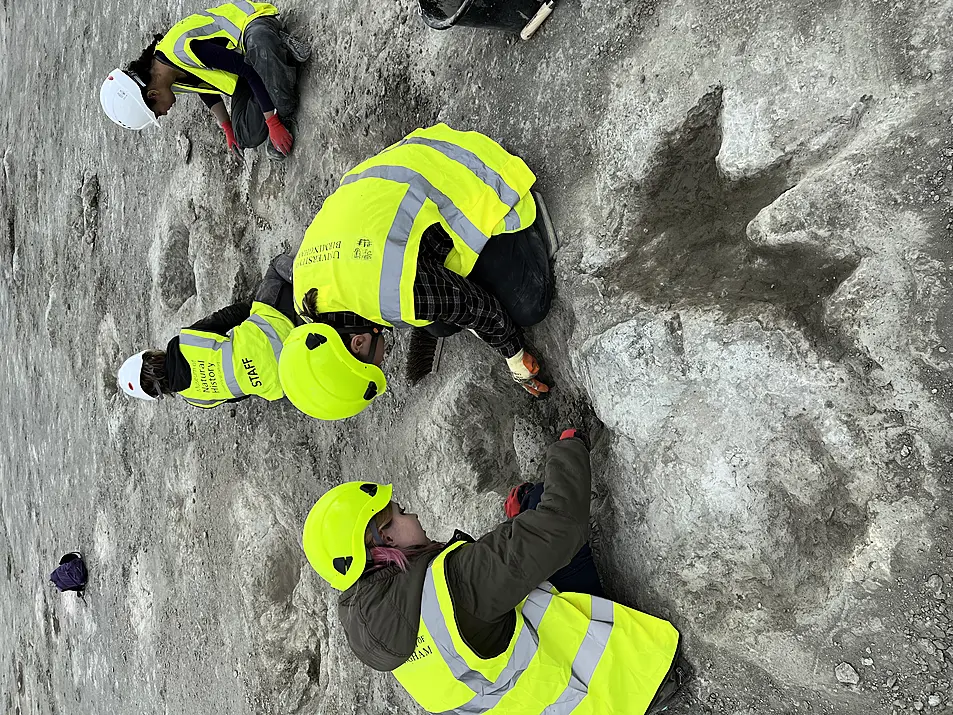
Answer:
[{"left": 338, "top": 438, "right": 592, "bottom": 671}]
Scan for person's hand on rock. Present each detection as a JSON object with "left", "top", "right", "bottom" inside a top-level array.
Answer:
[
  {"left": 266, "top": 114, "right": 293, "bottom": 156},
  {"left": 221, "top": 120, "right": 242, "bottom": 160}
]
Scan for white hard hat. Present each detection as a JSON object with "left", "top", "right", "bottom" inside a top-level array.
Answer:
[
  {"left": 118, "top": 351, "right": 157, "bottom": 401},
  {"left": 100, "top": 69, "right": 160, "bottom": 131}
]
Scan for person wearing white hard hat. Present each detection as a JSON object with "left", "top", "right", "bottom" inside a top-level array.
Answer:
[
  {"left": 101, "top": 1, "right": 310, "bottom": 161},
  {"left": 118, "top": 255, "right": 300, "bottom": 408},
  {"left": 99, "top": 70, "right": 161, "bottom": 131}
]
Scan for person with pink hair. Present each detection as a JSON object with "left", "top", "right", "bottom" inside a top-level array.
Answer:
[{"left": 301, "top": 429, "right": 689, "bottom": 714}]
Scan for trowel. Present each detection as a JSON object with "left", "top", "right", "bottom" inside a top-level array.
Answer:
[{"left": 520, "top": 0, "right": 556, "bottom": 40}]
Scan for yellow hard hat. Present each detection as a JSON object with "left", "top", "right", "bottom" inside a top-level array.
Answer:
[
  {"left": 302, "top": 481, "right": 393, "bottom": 591},
  {"left": 278, "top": 323, "right": 387, "bottom": 421}
]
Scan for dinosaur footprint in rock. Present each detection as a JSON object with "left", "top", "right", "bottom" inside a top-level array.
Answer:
[{"left": 601, "top": 86, "right": 874, "bottom": 373}]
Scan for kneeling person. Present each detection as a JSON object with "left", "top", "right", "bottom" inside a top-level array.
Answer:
[
  {"left": 302, "top": 431, "right": 685, "bottom": 714},
  {"left": 283, "top": 123, "right": 556, "bottom": 421},
  {"left": 100, "top": 1, "right": 309, "bottom": 161},
  {"left": 119, "top": 260, "right": 297, "bottom": 407}
]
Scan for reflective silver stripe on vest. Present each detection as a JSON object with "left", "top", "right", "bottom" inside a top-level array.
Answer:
[
  {"left": 342, "top": 165, "right": 491, "bottom": 256},
  {"left": 554, "top": 596, "right": 615, "bottom": 714},
  {"left": 377, "top": 186, "right": 427, "bottom": 328},
  {"left": 420, "top": 568, "right": 554, "bottom": 715},
  {"left": 398, "top": 136, "right": 524, "bottom": 231},
  {"left": 247, "top": 315, "right": 285, "bottom": 358},
  {"left": 183, "top": 396, "right": 222, "bottom": 407},
  {"left": 180, "top": 333, "right": 218, "bottom": 350},
  {"left": 171, "top": 9, "right": 245, "bottom": 69},
  {"left": 341, "top": 166, "right": 491, "bottom": 327},
  {"left": 179, "top": 333, "right": 245, "bottom": 398},
  {"left": 422, "top": 564, "right": 616, "bottom": 715}
]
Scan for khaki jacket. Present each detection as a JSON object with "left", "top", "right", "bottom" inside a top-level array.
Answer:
[{"left": 338, "top": 439, "right": 591, "bottom": 670}]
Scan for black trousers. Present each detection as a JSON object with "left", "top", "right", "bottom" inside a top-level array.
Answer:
[
  {"left": 254, "top": 253, "right": 299, "bottom": 325},
  {"left": 424, "top": 219, "right": 554, "bottom": 338},
  {"left": 232, "top": 17, "right": 299, "bottom": 149}
]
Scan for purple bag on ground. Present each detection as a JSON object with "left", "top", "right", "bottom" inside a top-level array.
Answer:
[{"left": 50, "top": 552, "right": 87, "bottom": 595}]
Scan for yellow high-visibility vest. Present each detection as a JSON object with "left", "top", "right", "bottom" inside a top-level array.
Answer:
[
  {"left": 156, "top": 1, "right": 279, "bottom": 96},
  {"left": 392, "top": 541, "right": 681, "bottom": 714},
  {"left": 178, "top": 302, "right": 293, "bottom": 408},
  {"left": 293, "top": 124, "right": 538, "bottom": 328}
]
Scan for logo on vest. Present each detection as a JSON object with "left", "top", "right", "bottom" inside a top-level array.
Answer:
[
  {"left": 353, "top": 237, "right": 374, "bottom": 261},
  {"left": 297, "top": 241, "right": 342, "bottom": 265},
  {"left": 242, "top": 357, "right": 262, "bottom": 388},
  {"left": 405, "top": 635, "right": 433, "bottom": 664},
  {"left": 195, "top": 360, "right": 220, "bottom": 393}
]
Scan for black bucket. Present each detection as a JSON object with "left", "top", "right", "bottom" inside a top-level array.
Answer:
[{"left": 419, "top": 0, "right": 543, "bottom": 32}]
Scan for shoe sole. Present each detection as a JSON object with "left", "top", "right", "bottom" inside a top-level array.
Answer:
[
  {"left": 532, "top": 191, "right": 558, "bottom": 258},
  {"left": 281, "top": 33, "right": 311, "bottom": 63}
]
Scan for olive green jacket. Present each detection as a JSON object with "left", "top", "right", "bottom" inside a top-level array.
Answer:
[{"left": 338, "top": 438, "right": 591, "bottom": 671}]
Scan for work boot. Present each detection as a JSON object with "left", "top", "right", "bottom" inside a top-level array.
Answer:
[
  {"left": 266, "top": 117, "right": 297, "bottom": 162},
  {"left": 280, "top": 31, "right": 312, "bottom": 63},
  {"left": 532, "top": 190, "right": 559, "bottom": 259}
]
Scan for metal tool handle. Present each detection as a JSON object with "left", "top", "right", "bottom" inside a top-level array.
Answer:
[{"left": 520, "top": 1, "right": 555, "bottom": 41}]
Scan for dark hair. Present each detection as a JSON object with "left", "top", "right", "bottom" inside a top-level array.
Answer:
[
  {"left": 299, "top": 288, "right": 378, "bottom": 339},
  {"left": 299, "top": 288, "right": 321, "bottom": 322},
  {"left": 125, "top": 34, "right": 164, "bottom": 100},
  {"left": 140, "top": 349, "right": 171, "bottom": 398}
]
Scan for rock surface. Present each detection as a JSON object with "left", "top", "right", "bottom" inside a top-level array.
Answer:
[
  {"left": 1, "top": 0, "right": 952, "bottom": 714},
  {"left": 836, "top": 662, "right": 861, "bottom": 686}
]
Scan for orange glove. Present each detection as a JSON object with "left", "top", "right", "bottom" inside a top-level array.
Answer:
[
  {"left": 265, "top": 114, "right": 293, "bottom": 156},
  {"left": 505, "top": 350, "right": 550, "bottom": 397}
]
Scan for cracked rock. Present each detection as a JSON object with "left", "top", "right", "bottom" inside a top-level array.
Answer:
[{"left": 836, "top": 662, "right": 860, "bottom": 685}]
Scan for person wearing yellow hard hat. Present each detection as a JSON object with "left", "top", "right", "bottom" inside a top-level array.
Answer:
[
  {"left": 277, "top": 322, "right": 388, "bottom": 421},
  {"left": 100, "top": 2, "right": 310, "bottom": 161},
  {"left": 118, "top": 255, "right": 299, "bottom": 407},
  {"left": 281, "top": 123, "right": 559, "bottom": 421},
  {"left": 301, "top": 430, "right": 689, "bottom": 714}
]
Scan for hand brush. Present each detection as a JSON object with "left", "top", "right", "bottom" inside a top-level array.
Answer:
[{"left": 405, "top": 329, "right": 444, "bottom": 385}]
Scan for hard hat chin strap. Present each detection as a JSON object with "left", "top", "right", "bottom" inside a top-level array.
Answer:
[
  {"left": 364, "top": 329, "right": 382, "bottom": 366},
  {"left": 126, "top": 69, "right": 147, "bottom": 89},
  {"left": 340, "top": 325, "right": 383, "bottom": 366},
  {"left": 367, "top": 517, "right": 385, "bottom": 547},
  {"left": 149, "top": 380, "right": 165, "bottom": 400}
]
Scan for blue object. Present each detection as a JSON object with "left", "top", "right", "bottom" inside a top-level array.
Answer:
[{"left": 50, "top": 553, "right": 87, "bottom": 594}]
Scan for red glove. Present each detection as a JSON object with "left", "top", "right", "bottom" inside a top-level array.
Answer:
[
  {"left": 504, "top": 482, "right": 534, "bottom": 518},
  {"left": 221, "top": 120, "right": 242, "bottom": 159},
  {"left": 265, "top": 114, "right": 293, "bottom": 156},
  {"left": 559, "top": 428, "right": 590, "bottom": 450}
]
